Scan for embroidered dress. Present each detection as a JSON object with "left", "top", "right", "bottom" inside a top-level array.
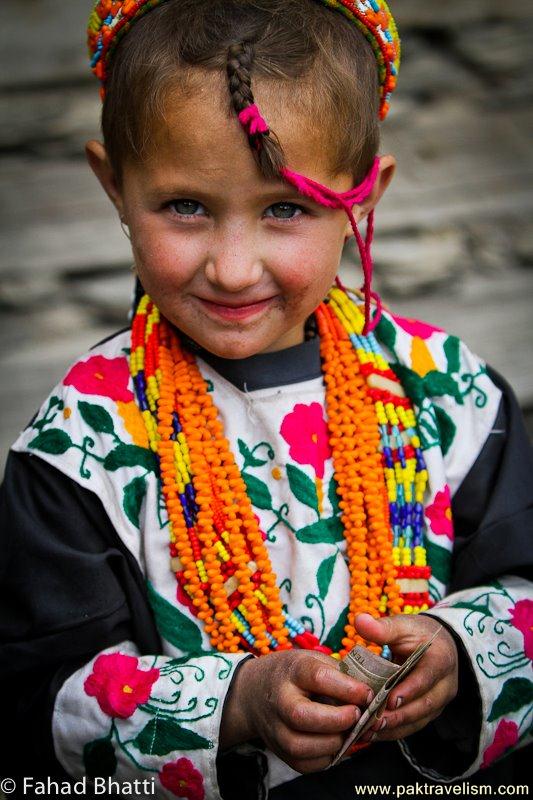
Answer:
[{"left": 1, "top": 298, "right": 532, "bottom": 798}]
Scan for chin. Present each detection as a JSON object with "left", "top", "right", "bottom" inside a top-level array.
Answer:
[{"left": 202, "top": 335, "right": 266, "bottom": 360}]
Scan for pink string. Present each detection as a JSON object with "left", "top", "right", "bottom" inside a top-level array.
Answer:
[
  {"left": 235, "top": 101, "right": 381, "bottom": 334},
  {"left": 281, "top": 158, "right": 382, "bottom": 334},
  {"left": 238, "top": 104, "right": 270, "bottom": 136}
]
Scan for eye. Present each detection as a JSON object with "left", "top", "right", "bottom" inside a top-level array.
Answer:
[
  {"left": 265, "top": 202, "right": 305, "bottom": 220},
  {"left": 168, "top": 199, "right": 206, "bottom": 218}
]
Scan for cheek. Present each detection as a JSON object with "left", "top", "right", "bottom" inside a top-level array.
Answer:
[
  {"left": 131, "top": 220, "right": 204, "bottom": 284},
  {"left": 270, "top": 222, "right": 344, "bottom": 290}
]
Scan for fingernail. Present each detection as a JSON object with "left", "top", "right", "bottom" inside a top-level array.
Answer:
[
  {"left": 367, "top": 689, "right": 374, "bottom": 704},
  {"left": 395, "top": 696, "right": 403, "bottom": 709},
  {"left": 354, "top": 707, "right": 361, "bottom": 721},
  {"left": 379, "top": 718, "right": 387, "bottom": 730}
]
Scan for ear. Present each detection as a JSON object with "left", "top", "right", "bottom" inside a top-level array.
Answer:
[
  {"left": 85, "top": 140, "right": 126, "bottom": 219},
  {"left": 345, "top": 154, "right": 396, "bottom": 236}
]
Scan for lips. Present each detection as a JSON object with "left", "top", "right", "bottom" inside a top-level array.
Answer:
[{"left": 197, "top": 296, "right": 275, "bottom": 321}]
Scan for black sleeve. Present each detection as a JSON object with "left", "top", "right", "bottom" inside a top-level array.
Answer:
[
  {"left": 404, "top": 366, "right": 533, "bottom": 775},
  {"left": 0, "top": 451, "right": 162, "bottom": 780},
  {"left": 449, "top": 365, "right": 533, "bottom": 591}
]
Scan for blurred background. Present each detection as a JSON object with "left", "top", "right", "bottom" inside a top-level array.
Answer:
[{"left": 1, "top": 0, "right": 533, "bottom": 476}]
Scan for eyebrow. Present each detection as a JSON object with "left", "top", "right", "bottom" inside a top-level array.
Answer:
[{"left": 147, "top": 183, "right": 307, "bottom": 204}]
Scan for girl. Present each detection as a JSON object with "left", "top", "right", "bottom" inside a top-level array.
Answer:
[{"left": 1, "top": 1, "right": 531, "bottom": 798}]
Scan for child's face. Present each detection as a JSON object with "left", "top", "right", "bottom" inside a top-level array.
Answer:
[{"left": 88, "top": 76, "right": 393, "bottom": 359}]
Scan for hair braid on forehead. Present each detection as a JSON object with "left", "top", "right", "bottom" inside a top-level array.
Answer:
[{"left": 226, "top": 41, "right": 285, "bottom": 180}]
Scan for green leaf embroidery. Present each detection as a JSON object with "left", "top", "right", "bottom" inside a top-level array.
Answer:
[
  {"left": 238, "top": 438, "right": 267, "bottom": 468},
  {"left": 375, "top": 314, "right": 397, "bottom": 354},
  {"left": 488, "top": 678, "right": 533, "bottom": 722},
  {"left": 147, "top": 581, "right": 203, "bottom": 654},
  {"left": 418, "top": 415, "right": 439, "bottom": 441},
  {"left": 323, "top": 605, "right": 349, "bottom": 651},
  {"left": 83, "top": 737, "right": 117, "bottom": 777},
  {"left": 317, "top": 555, "right": 337, "bottom": 600},
  {"left": 423, "top": 371, "right": 464, "bottom": 405},
  {"left": 425, "top": 540, "right": 452, "bottom": 585},
  {"left": 32, "top": 395, "right": 64, "bottom": 432},
  {"left": 104, "top": 444, "right": 157, "bottom": 473},
  {"left": 390, "top": 364, "right": 425, "bottom": 405},
  {"left": 133, "top": 717, "right": 212, "bottom": 755},
  {"left": 434, "top": 406, "right": 456, "bottom": 456},
  {"left": 296, "top": 516, "right": 344, "bottom": 545},
  {"left": 443, "top": 336, "right": 461, "bottom": 375},
  {"left": 28, "top": 428, "right": 72, "bottom": 455},
  {"left": 78, "top": 401, "right": 115, "bottom": 436},
  {"left": 123, "top": 476, "right": 147, "bottom": 528},
  {"left": 286, "top": 464, "right": 319, "bottom": 512},
  {"left": 328, "top": 476, "right": 340, "bottom": 516},
  {"left": 242, "top": 472, "right": 272, "bottom": 510},
  {"left": 450, "top": 601, "right": 492, "bottom": 615}
]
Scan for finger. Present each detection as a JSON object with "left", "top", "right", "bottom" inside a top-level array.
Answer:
[
  {"left": 275, "top": 722, "right": 347, "bottom": 762},
  {"left": 354, "top": 612, "right": 427, "bottom": 649},
  {"left": 278, "top": 692, "right": 361, "bottom": 734},
  {"left": 366, "top": 712, "right": 437, "bottom": 741},
  {"left": 385, "top": 646, "right": 458, "bottom": 711},
  {"left": 293, "top": 657, "right": 374, "bottom": 707},
  {"left": 368, "top": 679, "right": 455, "bottom": 736},
  {"left": 288, "top": 754, "right": 336, "bottom": 774}
]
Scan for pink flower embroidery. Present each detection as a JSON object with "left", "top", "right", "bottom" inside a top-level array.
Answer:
[
  {"left": 481, "top": 719, "right": 519, "bottom": 768},
  {"left": 64, "top": 355, "right": 134, "bottom": 402},
  {"left": 160, "top": 758, "right": 205, "bottom": 800},
  {"left": 84, "top": 653, "right": 159, "bottom": 718},
  {"left": 280, "top": 402, "right": 331, "bottom": 479},
  {"left": 426, "top": 487, "right": 454, "bottom": 540},
  {"left": 508, "top": 599, "right": 533, "bottom": 661},
  {"left": 391, "top": 314, "right": 444, "bottom": 340}
]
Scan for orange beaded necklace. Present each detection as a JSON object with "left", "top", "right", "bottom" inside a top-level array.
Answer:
[{"left": 130, "top": 286, "right": 432, "bottom": 659}]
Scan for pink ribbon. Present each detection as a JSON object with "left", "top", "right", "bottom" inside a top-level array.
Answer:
[
  {"left": 236, "top": 99, "right": 382, "bottom": 334},
  {"left": 238, "top": 104, "right": 270, "bottom": 136},
  {"left": 281, "top": 158, "right": 382, "bottom": 334}
]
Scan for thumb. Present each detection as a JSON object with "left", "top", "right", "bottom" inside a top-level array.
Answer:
[{"left": 354, "top": 612, "right": 419, "bottom": 647}]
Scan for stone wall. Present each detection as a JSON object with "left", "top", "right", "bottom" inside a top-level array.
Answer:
[{"left": 1, "top": 0, "right": 532, "bottom": 474}]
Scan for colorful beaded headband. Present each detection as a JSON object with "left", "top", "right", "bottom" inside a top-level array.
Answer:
[{"left": 88, "top": 0, "right": 400, "bottom": 119}]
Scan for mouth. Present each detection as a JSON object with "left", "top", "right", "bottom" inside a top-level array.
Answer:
[{"left": 197, "top": 296, "right": 276, "bottom": 321}]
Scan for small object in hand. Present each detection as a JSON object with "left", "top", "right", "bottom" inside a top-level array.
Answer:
[
  {"left": 330, "top": 628, "right": 441, "bottom": 767},
  {"left": 339, "top": 645, "right": 400, "bottom": 696}
]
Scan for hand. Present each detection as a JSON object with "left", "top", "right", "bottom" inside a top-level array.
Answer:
[
  {"left": 219, "top": 649, "right": 374, "bottom": 773},
  {"left": 353, "top": 612, "right": 459, "bottom": 743}
]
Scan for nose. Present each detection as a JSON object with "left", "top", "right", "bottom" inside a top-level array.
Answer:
[{"left": 204, "top": 224, "right": 264, "bottom": 292}]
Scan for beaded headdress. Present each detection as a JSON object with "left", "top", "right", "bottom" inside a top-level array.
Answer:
[{"left": 88, "top": 0, "right": 400, "bottom": 119}]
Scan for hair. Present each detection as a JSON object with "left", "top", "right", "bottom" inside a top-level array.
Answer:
[{"left": 102, "top": 0, "right": 380, "bottom": 185}]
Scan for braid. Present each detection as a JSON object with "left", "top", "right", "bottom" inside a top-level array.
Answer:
[{"left": 226, "top": 42, "right": 285, "bottom": 180}]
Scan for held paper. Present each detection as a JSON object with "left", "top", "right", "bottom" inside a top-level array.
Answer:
[{"left": 330, "top": 627, "right": 441, "bottom": 767}]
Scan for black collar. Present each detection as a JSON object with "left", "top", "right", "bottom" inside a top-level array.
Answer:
[{"left": 187, "top": 335, "right": 322, "bottom": 392}]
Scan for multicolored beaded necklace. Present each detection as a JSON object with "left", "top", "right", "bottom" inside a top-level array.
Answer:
[{"left": 130, "top": 285, "right": 433, "bottom": 660}]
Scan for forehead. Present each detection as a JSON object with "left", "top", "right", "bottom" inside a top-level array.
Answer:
[{"left": 141, "top": 70, "right": 338, "bottom": 185}]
